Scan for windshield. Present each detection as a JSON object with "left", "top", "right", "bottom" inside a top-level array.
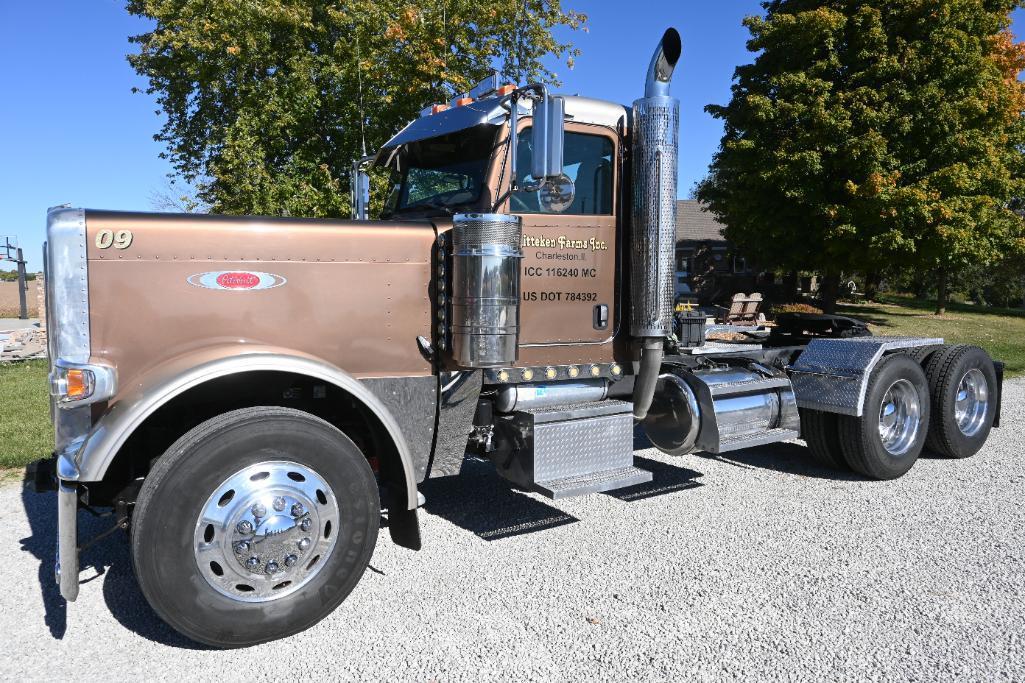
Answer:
[{"left": 382, "top": 124, "right": 498, "bottom": 217}]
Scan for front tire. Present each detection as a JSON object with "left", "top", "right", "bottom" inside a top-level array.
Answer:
[
  {"left": 131, "top": 407, "right": 380, "bottom": 648},
  {"left": 838, "top": 354, "right": 930, "bottom": 480}
]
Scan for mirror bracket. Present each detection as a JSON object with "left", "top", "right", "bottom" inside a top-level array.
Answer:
[
  {"left": 350, "top": 155, "right": 373, "bottom": 220},
  {"left": 505, "top": 85, "right": 566, "bottom": 195}
]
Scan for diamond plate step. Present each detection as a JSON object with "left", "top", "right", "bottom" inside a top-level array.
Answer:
[
  {"left": 534, "top": 465, "right": 653, "bottom": 500},
  {"left": 523, "top": 399, "right": 632, "bottom": 423},
  {"left": 709, "top": 428, "right": 799, "bottom": 454},
  {"left": 707, "top": 376, "right": 792, "bottom": 398}
]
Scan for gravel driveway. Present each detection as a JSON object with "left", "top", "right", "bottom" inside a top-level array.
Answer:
[{"left": 4, "top": 380, "right": 1023, "bottom": 681}]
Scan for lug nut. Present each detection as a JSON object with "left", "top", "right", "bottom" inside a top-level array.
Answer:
[
  {"left": 251, "top": 503, "right": 266, "bottom": 517},
  {"left": 245, "top": 556, "right": 260, "bottom": 570},
  {"left": 291, "top": 503, "right": 304, "bottom": 517},
  {"left": 273, "top": 496, "right": 286, "bottom": 511},
  {"left": 265, "top": 561, "right": 279, "bottom": 574},
  {"left": 236, "top": 520, "right": 254, "bottom": 535},
  {"left": 298, "top": 537, "right": 311, "bottom": 551},
  {"left": 234, "top": 541, "right": 250, "bottom": 554},
  {"left": 300, "top": 517, "right": 312, "bottom": 532},
  {"left": 284, "top": 554, "right": 298, "bottom": 568}
]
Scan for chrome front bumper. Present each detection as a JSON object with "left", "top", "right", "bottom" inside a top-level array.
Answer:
[
  {"left": 55, "top": 448, "right": 81, "bottom": 602},
  {"left": 56, "top": 481, "right": 79, "bottom": 602}
]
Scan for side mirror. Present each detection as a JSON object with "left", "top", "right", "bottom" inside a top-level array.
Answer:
[
  {"left": 531, "top": 95, "right": 565, "bottom": 181},
  {"left": 350, "top": 159, "right": 371, "bottom": 220}
]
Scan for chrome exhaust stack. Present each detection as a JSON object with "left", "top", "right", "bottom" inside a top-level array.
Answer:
[{"left": 630, "top": 28, "right": 681, "bottom": 420}]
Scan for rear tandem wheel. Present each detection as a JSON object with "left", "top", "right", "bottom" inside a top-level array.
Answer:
[
  {"left": 837, "top": 354, "right": 931, "bottom": 480},
  {"left": 799, "top": 409, "right": 849, "bottom": 471},
  {"left": 923, "top": 344, "right": 998, "bottom": 459}
]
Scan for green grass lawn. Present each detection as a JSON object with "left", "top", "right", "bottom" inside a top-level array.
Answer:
[
  {"left": 0, "top": 296, "right": 1020, "bottom": 472},
  {"left": 0, "top": 359, "right": 52, "bottom": 471},
  {"left": 838, "top": 295, "right": 1025, "bottom": 378}
]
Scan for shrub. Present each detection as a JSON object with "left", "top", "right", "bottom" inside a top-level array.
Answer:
[{"left": 770, "top": 303, "right": 823, "bottom": 317}]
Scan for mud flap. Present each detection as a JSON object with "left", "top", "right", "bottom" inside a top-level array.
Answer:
[
  {"left": 994, "top": 361, "right": 1004, "bottom": 428},
  {"left": 388, "top": 507, "right": 422, "bottom": 551},
  {"left": 29, "top": 455, "right": 58, "bottom": 493}
]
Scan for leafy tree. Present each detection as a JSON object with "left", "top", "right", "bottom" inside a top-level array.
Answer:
[
  {"left": 0, "top": 270, "right": 35, "bottom": 282},
  {"left": 698, "top": 0, "right": 1025, "bottom": 314},
  {"left": 126, "top": 0, "right": 585, "bottom": 217}
]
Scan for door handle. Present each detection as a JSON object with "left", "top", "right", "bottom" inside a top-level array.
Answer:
[{"left": 593, "top": 304, "right": 609, "bottom": 330}]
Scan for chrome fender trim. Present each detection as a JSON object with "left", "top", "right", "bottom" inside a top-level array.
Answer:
[{"left": 71, "top": 347, "right": 423, "bottom": 510}]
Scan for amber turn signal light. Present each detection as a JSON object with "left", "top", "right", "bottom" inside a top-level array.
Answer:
[
  {"left": 64, "top": 369, "right": 92, "bottom": 400},
  {"left": 50, "top": 360, "right": 116, "bottom": 406}
]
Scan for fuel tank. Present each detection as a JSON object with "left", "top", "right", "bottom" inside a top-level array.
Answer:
[{"left": 643, "top": 366, "right": 800, "bottom": 455}]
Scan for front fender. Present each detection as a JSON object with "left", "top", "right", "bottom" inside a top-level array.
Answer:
[{"left": 67, "top": 345, "right": 422, "bottom": 510}]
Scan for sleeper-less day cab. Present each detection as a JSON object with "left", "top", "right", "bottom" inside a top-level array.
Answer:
[{"left": 34, "top": 29, "right": 1003, "bottom": 647}]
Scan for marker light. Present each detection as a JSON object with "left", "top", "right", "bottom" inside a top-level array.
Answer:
[
  {"left": 50, "top": 360, "right": 117, "bottom": 406},
  {"left": 469, "top": 73, "right": 500, "bottom": 100},
  {"left": 64, "top": 369, "right": 93, "bottom": 401}
]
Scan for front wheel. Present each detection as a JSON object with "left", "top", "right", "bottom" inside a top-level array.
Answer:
[{"left": 131, "top": 407, "right": 380, "bottom": 648}]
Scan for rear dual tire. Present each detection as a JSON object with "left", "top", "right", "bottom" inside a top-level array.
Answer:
[
  {"left": 799, "top": 345, "right": 998, "bottom": 479},
  {"left": 800, "top": 409, "right": 848, "bottom": 471},
  {"left": 838, "top": 354, "right": 930, "bottom": 480},
  {"left": 923, "top": 345, "right": 997, "bottom": 459},
  {"left": 800, "top": 355, "right": 929, "bottom": 478}
]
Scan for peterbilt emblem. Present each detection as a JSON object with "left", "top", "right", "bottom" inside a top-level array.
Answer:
[{"left": 187, "top": 271, "right": 286, "bottom": 291}]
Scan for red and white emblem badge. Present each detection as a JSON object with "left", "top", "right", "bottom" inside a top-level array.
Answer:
[{"left": 187, "top": 271, "right": 287, "bottom": 291}]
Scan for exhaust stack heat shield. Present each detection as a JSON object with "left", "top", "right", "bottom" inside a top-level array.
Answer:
[{"left": 630, "top": 29, "right": 681, "bottom": 338}]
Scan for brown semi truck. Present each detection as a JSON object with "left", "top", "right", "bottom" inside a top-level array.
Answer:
[{"left": 34, "top": 29, "right": 1003, "bottom": 647}]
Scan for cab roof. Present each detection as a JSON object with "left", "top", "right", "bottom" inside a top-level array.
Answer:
[{"left": 374, "top": 95, "right": 629, "bottom": 166}]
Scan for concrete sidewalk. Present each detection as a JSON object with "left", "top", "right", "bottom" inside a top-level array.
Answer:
[
  {"left": 0, "top": 318, "right": 40, "bottom": 332},
  {"left": 0, "top": 320, "right": 45, "bottom": 360}
]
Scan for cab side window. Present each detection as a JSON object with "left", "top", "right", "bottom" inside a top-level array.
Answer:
[{"left": 512, "top": 130, "right": 614, "bottom": 215}]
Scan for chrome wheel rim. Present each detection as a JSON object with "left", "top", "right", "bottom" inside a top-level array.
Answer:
[
  {"left": 193, "top": 461, "right": 339, "bottom": 603},
  {"left": 954, "top": 368, "right": 989, "bottom": 437},
  {"left": 877, "top": 379, "right": 922, "bottom": 457}
]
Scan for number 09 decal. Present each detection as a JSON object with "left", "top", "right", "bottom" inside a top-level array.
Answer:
[{"left": 95, "top": 229, "right": 134, "bottom": 250}]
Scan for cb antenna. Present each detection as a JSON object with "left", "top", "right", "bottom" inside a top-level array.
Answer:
[{"left": 356, "top": 30, "right": 367, "bottom": 156}]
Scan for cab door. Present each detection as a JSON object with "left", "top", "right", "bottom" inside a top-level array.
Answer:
[{"left": 510, "top": 124, "right": 619, "bottom": 348}]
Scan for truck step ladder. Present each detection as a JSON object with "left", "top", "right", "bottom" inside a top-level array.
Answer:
[
  {"left": 492, "top": 399, "right": 652, "bottom": 499},
  {"left": 534, "top": 465, "right": 653, "bottom": 500}
]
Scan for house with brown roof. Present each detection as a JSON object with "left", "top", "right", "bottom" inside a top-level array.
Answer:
[{"left": 675, "top": 200, "right": 753, "bottom": 302}]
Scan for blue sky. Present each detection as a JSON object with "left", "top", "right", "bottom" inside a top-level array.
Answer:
[{"left": 1, "top": 2, "right": 1023, "bottom": 271}]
